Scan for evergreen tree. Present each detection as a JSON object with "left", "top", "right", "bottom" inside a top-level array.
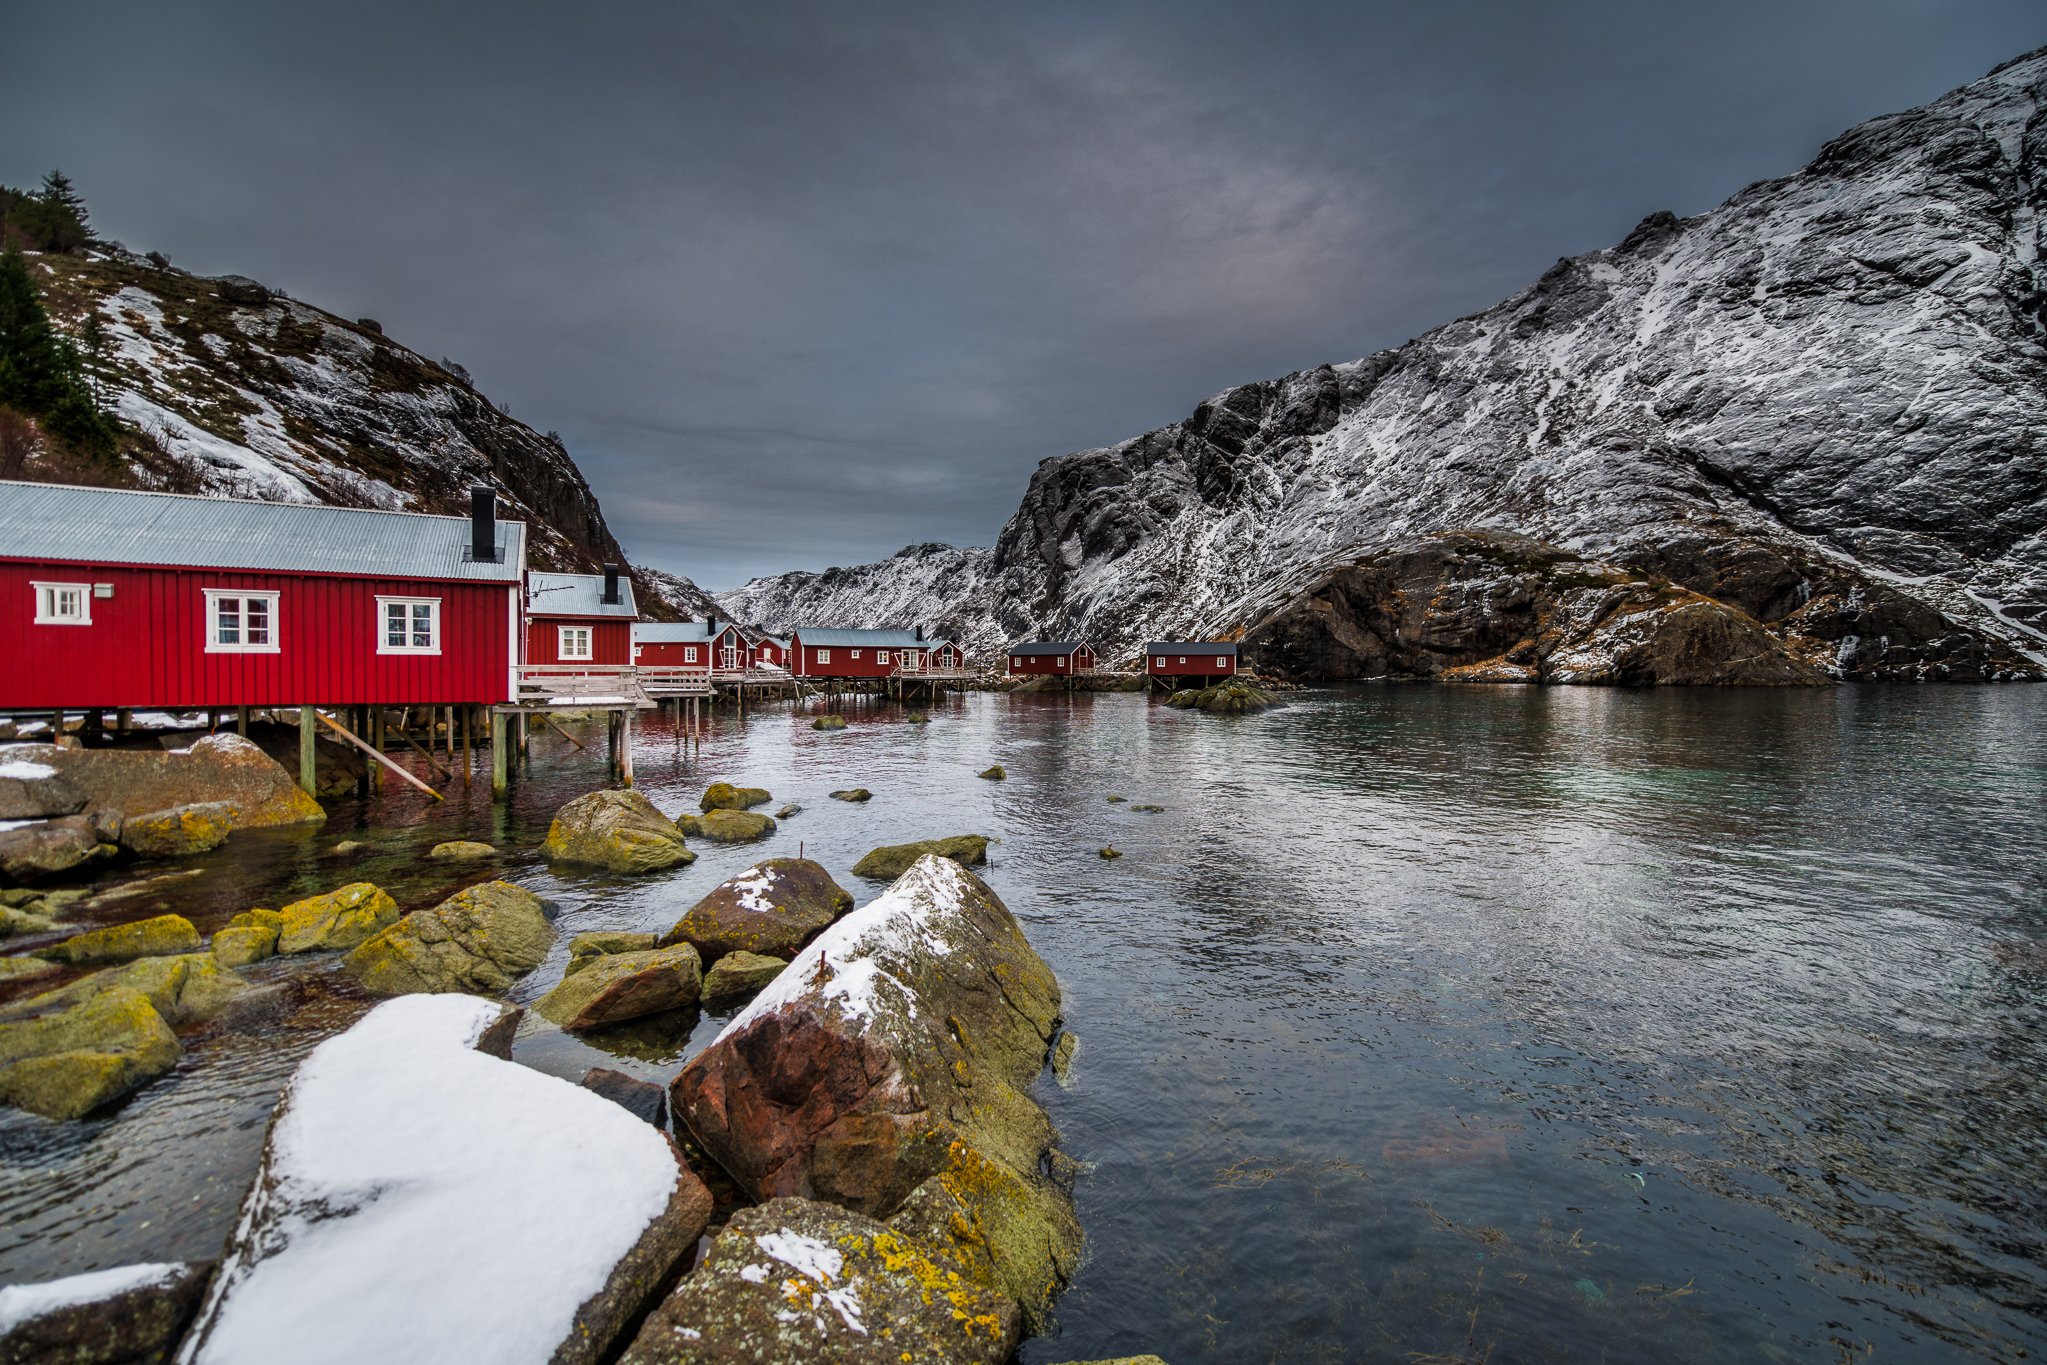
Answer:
[
  {"left": 0, "top": 248, "right": 115, "bottom": 452},
  {"left": 38, "top": 170, "right": 92, "bottom": 244}
]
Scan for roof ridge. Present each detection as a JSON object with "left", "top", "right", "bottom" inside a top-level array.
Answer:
[{"left": 0, "top": 479, "right": 529, "bottom": 528}]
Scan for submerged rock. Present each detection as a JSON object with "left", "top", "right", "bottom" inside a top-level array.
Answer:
[
  {"left": 1098, "top": 846, "right": 1121, "bottom": 860},
  {"left": 1164, "top": 680, "right": 1277, "bottom": 713},
  {"left": 25, "top": 951, "right": 253, "bottom": 1027},
  {"left": 0, "top": 1260, "right": 212, "bottom": 1365},
  {"left": 828, "top": 788, "right": 871, "bottom": 802},
  {"left": 619, "top": 1196, "right": 1020, "bottom": 1365},
  {"left": 118, "top": 802, "right": 235, "bottom": 859},
  {"left": 659, "top": 859, "right": 853, "bottom": 964},
  {"left": 0, "top": 985, "right": 180, "bottom": 1119},
  {"left": 849, "top": 834, "right": 988, "bottom": 881},
  {"left": 701, "top": 951, "right": 787, "bottom": 1003},
  {"left": 700, "top": 783, "right": 772, "bottom": 812},
  {"left": 694, "top": 809, "right": 776, "bottom": 844},
  {"left": 810, "top": 715, "right": 847, "bottom": 731},
  {"left": 544, "top": 790, "right": 696, "bottom": 874},
  {"left": 979, "top": 764, "right": 1006, "bottom": 780},
  {"left": 0, "top": 816, "right": 114, "bottom": 884},
  {"left": 36, "top": 913, "right": 201, "bottom": 966},
  {"left": 673, "top": 857, "right": 1078, "bottom": 1327},
  {"left": 774, "top": 803, "right": 801, "bottom": 819},
  {"left": 177, "top": 995, "right": 712, "bottom": 1365},
  {"left": 537, "top": 945, "right": 703, "bottom": 1031},
  {"left": 276, "top": 883, "right": 399, "bottom": 955},
  {"left": 427, "top": 840, "right": 496, "bottom": 861},
  {"left": 344, "top": 881, "right": 554, "bottom": 996}
]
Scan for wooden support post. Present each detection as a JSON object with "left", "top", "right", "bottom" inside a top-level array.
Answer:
[
  {"left": 236, "top": 706, "right": 250, "bottom": 738},
  {"left": 491, "top": 712, "right": 509, "bottom": 797},
  {"left": 316, "top": 710, "right": 442, "bottom": 800},
  {"left": 299, "top": 705, "right": 317, "bottom": 794},
  {"left": 390, "top": 720, "right": 453, "bottom": 779},
  {"left": 444, "top": 706, "right": 455, "bottom": 761},
  {"left": 368, "top": 709, "right": 384, "bottom": 791},
  {"left": 460, "top": 705, "right": 472, "bottom": 783},
  {"left": 542, "top": 712, "right": 586, "bottom": 750},
  {"left": 116, "top": 708, "right": 132, "bottom": 733},
  {"left": 619, "top": 709, "right": 634, "bottom": 787}
]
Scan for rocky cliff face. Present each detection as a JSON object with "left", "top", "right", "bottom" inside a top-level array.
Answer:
[
  {"left": 24, "top": 253, "right": 713, "bottom": 621},
  {"left": 718, "top": 542, "right": 994, "bottom": 639},
  {"left": 722, "top": 47, "right": 2047, "bottom": 682}
]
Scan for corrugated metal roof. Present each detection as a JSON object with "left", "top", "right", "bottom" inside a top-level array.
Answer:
[
  {"left": 791, "top": 627, "right": 945, "bottom": 648},
  {"left": 527, "top": 571, "right": 637, "bottom": 618},
  {"left": 1147, "top": 641, "right": 1238, "bottom": 654},
  {"left": 0, "top": 480, "right": 525, "bottom": 581},
  {"left": 634, "top": 620, "right": 737, "bottom": 643},
  {"left": 1007, "top": 641, "right": 1089, "bottom": 656}
]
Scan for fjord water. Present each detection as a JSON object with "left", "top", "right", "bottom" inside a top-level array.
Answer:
[{"left": 3, "top": 687, "right": 2043, "bottom": 1362}]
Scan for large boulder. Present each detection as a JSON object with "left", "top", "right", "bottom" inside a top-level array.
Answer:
[
  {"left": 119, "top": 803, "right": 236, "bottom": 859},
  {"left": 0, "top": 816, "right": 114, "bottom": 884},
  {"left": 0, "top": 985, "right": 180, "bottom": 1119},
  {"left": 849, "top": 834, "right": 988, "bottom": 881},
  {"left": 1164, "top": 680, "right": 1277, "bottom": 713},
  {"left": 176, "top": 995, "right": 713, "bottom": 1365},
  {"left": 673, "top": 857, "right": 1078, "bottom": 1326},
  {"left": 543, "top": 790, "right": 696, "bottom": 874},
  {"left": 0, "top": 1260, "right": 212, "bottom": 1365},
  {"left": 343, "top": 881, "right": 554, "bottom": 996},
  {"left": 275, "top": 883, "right": 398, "bottom": 955},
  {"left": 3, "top": 735, "right": 324, "bottom": 829},
  {"left": 702, "top": 951, "right": 787, "bottom": 1003},
  {"left": 22, "top": 952, "right": 253, "bottom": 1027},
  {"left": 699, "top": 783, "right": 772, "bottom": 812},
  {"left": 35, "top": 914, "right": 201, "bottom": 966},
  {"left": 619, "top": 1197, "right": 1020, "bottom": 1365},
  {"left": 658, "top": 859, "right": 852, "bottom": 964},
  {"left": 694, "top": 810, "right": 775, "bottom": 844},
  {"left": 567, "top": 931, "right": 657, "bottom": 975},
  {"left": 581, "top": 1068, "right": 668, "bottom": 1128},
  {"left": 0, "top": 755, "right": 85, "bottom": 821},
  {"left": 535, "top": 946, "right": 702, "bottom": 1031}
]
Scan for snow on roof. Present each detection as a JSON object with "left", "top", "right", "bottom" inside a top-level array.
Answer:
[
  {"left": 792, "top": 628, "right": 948, "bottom": 648},
  {"left": 181, "top": 994, "right": 682, "bottom": 1365},
  {"left": 0, "top": 480, "right": 525, "bottom": 582},
  {"left": 1007, "top": 641, "right": 1089, "bottom": 656},
  {"left": 526, "top": 570, "right": 637, "bottom": 618},
  {"left": 1147, "top": 641, "right": 1238, "bottom": 654},
  {"left": 634, "top": 620, "right": 739, "bottom": 643}
]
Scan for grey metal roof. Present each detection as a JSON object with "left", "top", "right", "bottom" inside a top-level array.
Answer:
[
  {"left": 527, "top": 571, "right": 637, "bottom": 618},
  {"left": 0, "top": 480, "right": 525, "bottom": 581},
  {"left": 791, "top": 628, "right": 948, "bottom": 648},
  {"left": 1147, "top": 641, "right": 1238, "bottom": 655},
  {"left": 634, "top": 620, "right": 739, "bottom": 643},
  {"left": 1007, "top": 641, "right": 1090, "bottom": 656}
]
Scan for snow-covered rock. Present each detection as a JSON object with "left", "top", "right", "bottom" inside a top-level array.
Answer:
[
  {"left": 722, "top": 47, "right": 2047, "bottom": 681},
  {"left": 175, "top": 995, "right": 712, "bottom": 1365},
  {"left": 0, "top": 1260, "right": 211, "bottom": 1365}
]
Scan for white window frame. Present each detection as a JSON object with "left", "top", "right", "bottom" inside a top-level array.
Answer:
[
  {"left": 684, "top": 645, "right": 699, "bottom": 662},
  {"left": 1011, "top": 656, "right": 1022, "bottom": 669},
  {"left": 850, "top": 649, "right": 862, "bottom": 660},
  {"left": 1178, "top": 655, "right": 1188, "bottom": 664},
  {"left": 376, "top": 595, "right": 441, "bottom": 655},
  {"left": 817, "top": 648, "right": 831, "bottom": 664},
  {"left": 1217, "top": 656, "right": 1230, "bottom": 668},
  {"left": 876, "top": 650, "right": 890, "bottom": 664},
  {"left": 559, "top": 625, "right": 593, "bottom": 661},
  {"left": 33, "top": 581, "right": 91, "bottom": 626},
  {"left": 204, "top": 590, "right": 280, "bottom": 653}
]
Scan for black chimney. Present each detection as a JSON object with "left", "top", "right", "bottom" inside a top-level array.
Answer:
[
  {"left": 915, "top": 625, "right": 924, "bottom": 641},
  {"left": 469, "top": 487, "right": 497, "bottom": 562},
  {"left": 706, "top": 615, "right": 718, "bottom": 634},
  {"left": 602, "top": 562, "right": 621, "bottom": 606}
]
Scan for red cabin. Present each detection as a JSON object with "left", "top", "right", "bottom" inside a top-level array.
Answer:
[
  {"left": 789, "top": 628, "right": 961, "bottom": 679},
  {"left": 750, "top": 634, "right": 789, "bottom": 670},
  {"left": 0, "top": 480, "right": 526, "bottom": 711},
  {"left": 524, "top": 568, "right": 636, "bottom": 667},
  {"left": 1006, "top": 641, "right": 1097, "bottom": 677},
  {"left": 633, "top": 618, "right": 748, "bottom": 672},
  {"left": 1146, "top": 641, "right": 1237, "bottom": 682}
]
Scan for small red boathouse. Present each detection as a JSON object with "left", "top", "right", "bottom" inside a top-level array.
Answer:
[
  {"left": 633, "top": 617, "right": 748, "bottom": 671},
  {"left": 524, "top": 567, "right": 635, "bottom": 667},
  {"left": 789, "top": 628, "right": 960, "bottom": 679},
  {"left": 1006, "top": 641, "right": 1096, "bottom": 677},
  {"left": 1146, "top": 641, "right": 1237, "bottom": 684}
]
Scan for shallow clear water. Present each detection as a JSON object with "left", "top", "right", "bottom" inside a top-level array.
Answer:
[{"left": 3, "top": 687, "right": 2044, "bottom": 1362}]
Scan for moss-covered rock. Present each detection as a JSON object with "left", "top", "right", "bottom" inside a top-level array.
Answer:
[
  {"left": 695, "top": 809, "right": 776, "bottom": 844},
  {"left": 119, "top": 802, "right": 235, "bottom": 859},
  {"left": 536, "top": 945, "right": 703, "bottom": 1031},
  {"left": 427, "top": 840, "right": 496, "bottom": 861},
  {"left": 660, "top": 858, "right": 852, "bottom": 963},
  {"left": 674, "top": 812, "right": 703, "bottom": 838},
  {"left": 543, "top": 790, "right": 696, "bottom": 874},
  {"left": 344, "top": 881, "right": 554, "bottom": 996},
  {"left": 699, "top": 782, "right": 772, "bottom": 812},
  {"left": 1098, "top": 846, "right": 1121, "bottom": 859},
  {"left": 1131, "top": 804, "right": 1165, "bottom": 813},
  {"left": 619, "top": 1197, "right": 1019, "bottom": 1365},
  {"left": 828, "top": 788, "right": 872, "bottom": 802},
  {"left": 211, "top": 923, "right": 277, "bottom": 968},
  {"left": 1164, "top": 680, "right": 1278, "bottom": 713},
  {"left": 850, "top": 834, "right": 988, "bottom": 881},
  {"left": 979, "top": 764, "right": 1006, "bottom": 780},
  {"left": 24, "top": 951, "right": 254, "bottom": 1027},
  {"left": 701, "top": 951, "right": 787, "bottom": 1003},
  {"left": 567, "top": 930, "right": 658, "bottom": 976},
  {"left": 810, "top": 714, "right": 847, "bottom": 731},
  {"left": 906, "top": 711, "right": 930, "bottom": 724},
  {"left": 35, "top": 913, "right": 201, "bottom": 966},
  {"left": 0, "top": 956, "right": 61, "bottom": 986},
  {"left": 0, "top": 905, "right": 61, "bottom": 938},
  {"left": 0, "top": 985, "right": 181, "bottom": 1119},
  {"left": 276, "top": 883, "right": 399, "bottom": 955}
]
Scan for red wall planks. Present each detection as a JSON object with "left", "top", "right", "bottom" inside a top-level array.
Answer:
[{"left": 524, "top": 617, "right": 631, "bottom": 666}]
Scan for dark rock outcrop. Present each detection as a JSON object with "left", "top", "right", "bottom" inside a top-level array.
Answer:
[
  {"left": 659, "top": 859, "right": 852, "bottom": 964},
  {"left": 850, "top": 834, "right": 988, "bottom": 881},
  {"left": 537, "top": 945, "right": 703, "bottom": 1031},
  {"left": 0, "top": 1260, "right": 212, "bottom": 1365}
]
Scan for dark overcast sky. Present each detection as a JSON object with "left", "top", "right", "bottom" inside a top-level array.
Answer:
[{"left": 5, "top": 2, "right": 2043, "bottom": 588}]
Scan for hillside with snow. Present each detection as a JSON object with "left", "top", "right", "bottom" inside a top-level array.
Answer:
[
  {"left": 23, "top": 254, "right": 716, "bottom": 621},
  {"left": 722, "top": 46, "right": 2047, "bottom": 682}
]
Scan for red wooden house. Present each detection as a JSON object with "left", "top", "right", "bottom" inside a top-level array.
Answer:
[
  {"left": 788, "top": 628, "right": 961, "bottom": 679},
  {"left": 1006, "top": 641, "right": 1097, "bottom": 677},
  {"left": 524, "top": 567, "right": 635, "bottom": 667},
  {"left": 749, "top": 634, "right": 789, "bottom": 670},
  {"left": 633, "top": 617, "right": 747, "bottom": 671},
  {"left": 0, "top": 481, "right": 526, "bottom": 711},
  {"left": 1146, "top": 641, "right": 1237, "bottom": 683}
]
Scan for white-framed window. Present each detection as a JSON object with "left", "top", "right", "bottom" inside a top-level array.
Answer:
[
  {"left": 1153, "top": 657, "right": 1166, "bottom": 668},
  {"left": 1216, "top": 656, "right": 1229, "bottom": 668},
  {"left": 1054, "top": 657, "right": 1065, "bottom": 668},
  {"left": 817, "top": 648, "right": 831, "bottom": 664},
  {"left": 1178, "top": 655, "right": 1187, "bottom": 664},
  {"left": 559, "top": 626, "right": 593, "bottom": 661},
  {"left": 33, "top": 581, "right": 91, "bottom": 625},
  {"left": 684, "top": 645, "right": 699, "bottom": 662},
  {"left": 877, "top": 650, "right": 890, "bottom": 664},
  {"left": 850, "top": 649, "right": 862, "bottom": 660},
  {"left": 205, "top": 590, "right": 279, "bottom": 653},
  {"left": 377, "top": 596, "right": 440, "bottom": 654},
  {"left": 1011, "top": 656, "right": 1021, "bottom": 668}
]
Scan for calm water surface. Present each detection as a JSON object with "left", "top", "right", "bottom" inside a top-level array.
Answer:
[{"left": 3, "top": 686, "right": 2044, "bottom": 1363}]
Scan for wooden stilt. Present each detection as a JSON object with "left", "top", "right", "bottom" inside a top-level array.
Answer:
[
  {"left": 236, "top": 706, "right": 250, "bottom": 738},
  {"left": 461, "top": 705, "right": 472, "bottom": 783},
  {"left": 491, "top": 712, "right": 509, "bottom": 797},
  {"left": 444, "top": 706, "right": 455, "bottom": 762},
  {"left": 391, "top": 719, "right": 453, "bottom": 779},
  {"left": 541, "top": 712, "right": 586, "bottom": 750},
  {"left": 116, "top": 708, "right": 131, "bottom": 733},
  {"left": 316, "top": 711, "right": 442, "bottom": 800},
  {"left": 619, "top": 709, "right": 634, "bottom": 787},
  {"left": 299, "top": 705, "right": 317, "bottom": 794}
]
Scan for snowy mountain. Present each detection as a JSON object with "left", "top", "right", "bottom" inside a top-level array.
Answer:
[
  {"left": 24, "top": 252, "right": 716, "bottom": 621},
  {"left": 717, "top": 543, "right": 993, "bottom": 639},
  {"left": 722, "top": 47, "right": 2047, "bottom": 682}
]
